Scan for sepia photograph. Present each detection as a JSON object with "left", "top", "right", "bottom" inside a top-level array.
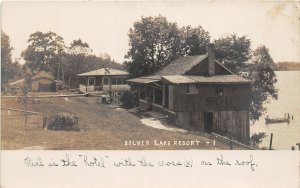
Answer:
[
  {"left": 1, "top": 1, "right": 299, "bottom": 152},
  {"left": 1, "top": 1, "right": 300, "bottom": 188}
]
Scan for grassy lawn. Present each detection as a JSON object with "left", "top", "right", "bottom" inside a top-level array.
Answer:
[{"left": 1, "top": 92, "right": 232, "bottom": 150}]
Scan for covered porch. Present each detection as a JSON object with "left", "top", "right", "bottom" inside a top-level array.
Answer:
[
  {"left": 127, "top": 75, "right": 173, "bottom": 115},
  {"left": 78, "top": 75, "right": 129, "bottom": 93},
  {"left": 77, "top": 68, "right": 130, "bottom": 93}
]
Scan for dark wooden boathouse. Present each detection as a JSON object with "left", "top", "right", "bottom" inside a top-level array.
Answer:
[{"left": 127, "top": 45, "right": 251, "bottom": 143}]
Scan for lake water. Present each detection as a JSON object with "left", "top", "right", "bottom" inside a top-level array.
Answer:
[{"left": 251, "top": 71, "right": 300, "bottom": 150}]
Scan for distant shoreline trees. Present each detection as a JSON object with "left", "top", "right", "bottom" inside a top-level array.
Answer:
[{"left": 276, "top": 62, "right": 300, "bottom": 71}]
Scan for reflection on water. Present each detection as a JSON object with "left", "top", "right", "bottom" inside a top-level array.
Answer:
[{"left": 251, "top": 71, "right": 300, "bottom": 150}]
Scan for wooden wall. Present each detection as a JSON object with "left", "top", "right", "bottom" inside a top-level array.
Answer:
[
  {"left": 176, "top": 111, "right": 203, "bottom": 130},
  {"left": 168, "top": 85, "right": 174, "bottom": 111},
  {"left": 175, "top": 110, "right": 249, "bottom": 143},
  {"left": 172, "top": 84, "right": 250, "bottom": 112},
  {"left": 31, "top": 79, "right": 55, "bottom": 92},
  {"left": 213, "top": 110, "right": 249, "bottom": 143},
  {"left": 170, "top": 83, "right": 250, "bottom": 143}
]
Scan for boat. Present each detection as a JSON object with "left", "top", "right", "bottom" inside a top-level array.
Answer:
[{"left": 265, "top": 117, "right": 290, "bottom": 124}]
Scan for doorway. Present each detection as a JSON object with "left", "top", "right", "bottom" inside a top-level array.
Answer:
[{"left": 204, "top": 112, "right": 213, "bottom": 133}]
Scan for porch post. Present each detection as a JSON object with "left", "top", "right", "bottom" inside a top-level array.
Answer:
[
  {"left": 85, "top": 77, "right": 87, "bottom": 92},
  {"left": 109, "top": 76, "right": 112, "bottom": 91},
  {"left": 162, "top": 83, "right": 165, "bottom": 107},
  {"left": 138, "top": 84, "right": 141, "bottom": 99},
  {"left": 153, "top": 87, "right": 155, "bottom": 103},
  {"left": 145, "top": 86, "right": 148, "bottom": 100}
]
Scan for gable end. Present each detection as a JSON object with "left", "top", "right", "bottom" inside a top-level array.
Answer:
[{"left": 185, "top": 57, "right": 232, "bottom": 76}]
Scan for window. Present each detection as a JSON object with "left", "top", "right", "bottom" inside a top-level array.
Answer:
[
  {"left": 80, "top": 78, "right": 86, "bottom": 85},
  {"left": 88, "top": 77, "right": 95, "bottom": 86},
  {"left": 215, "top": 87, "right": 224, "bottom": 96},
  {"left": 117, "top": 78, "right": 124, "bottom": 85},
  {"left": 111, "top": 78, "right": 117, "bottom": 85},
  {"left": 186, "top": 85, "right": 199, "bottom": 94},
  {"left": 140, "top": 86, "right": 146, "bottom": 100},
  {"left": 103, "top": 77, "right": 109, "bottom": 85},
  {"left": 122, "top": 78, "right": 125, "bottom": 84}
]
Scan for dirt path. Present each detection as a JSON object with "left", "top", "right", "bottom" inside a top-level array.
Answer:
[{"left": 1, "top": 95, "right": 232, "bottom": 150}]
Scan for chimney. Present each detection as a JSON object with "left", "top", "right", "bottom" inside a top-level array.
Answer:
[{"left": 207, "top": 43, "right": 215, "bottom": 76}]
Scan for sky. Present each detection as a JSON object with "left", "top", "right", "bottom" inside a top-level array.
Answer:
[{"left": 1, "top": 1, "right": 300, "bottom": 64}]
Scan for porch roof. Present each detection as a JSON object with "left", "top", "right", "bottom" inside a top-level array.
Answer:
[
  {"left": 127, "top": 75, "right": 161, "bottom": 84},
  {"left": 161, "top": 75, "right": 196, "bottom": 84},
  {"left": 162, "top": 75, "right": 251, "bottom": 84},
  {"left": 188, "top": 75, "right": 251, "bottom": 84}
]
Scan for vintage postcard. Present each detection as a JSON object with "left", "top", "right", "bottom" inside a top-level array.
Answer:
[{"left": 1, "top": 1, "right": 299, "bottom": 187}]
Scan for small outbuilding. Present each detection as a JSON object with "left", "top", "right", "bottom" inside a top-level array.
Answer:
[
  {"left": 30, "top": 70, "right": 56, "bottom": 92},
  {"left": 127, "top": 45, "right": 251, "bottom": 143}
]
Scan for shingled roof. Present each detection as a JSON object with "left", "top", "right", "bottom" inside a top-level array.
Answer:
[
  {"left": 127, "top": 54, "right": 251, "bottom": 84},
  {"left": 155, "top": 55, "right": 207, "bottom": 76}
]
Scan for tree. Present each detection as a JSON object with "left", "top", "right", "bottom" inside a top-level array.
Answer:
[
  {"left": 21, "top": 31, "right": 65, "bottom": 75},
  {"left": 214, "top": 34, "right": 277, "bottom": 123},
  {"left": 64, "top": 39, "right": 92, "bottom": 86},
  {"left": 250, "top": 132, "right": 267, "bottom": 147},
  {"left": 246, "top": 46, "right": 278, "bottom": 122},
  {"left": 1, "top": 31, "right": 20, "bottom": 87},
  {"left": 69, "top": 39, "right": 92, "bottom": 55},
  {"left": 124, "top": 15, "right": 181, "bottom": 77},
  {"left": 179, "top": 25, "right": 210, "bottom": 56},
  {"left": 64, "top": 39, "right": 124, "bottom": 87},
  {"left": 251, "top": 45, "right": 276, "bottom": 70},
  {"left": 214, "top": 34, "right": 251, "bottom": 73}
]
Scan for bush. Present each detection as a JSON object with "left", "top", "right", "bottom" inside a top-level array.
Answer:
[
  {"left": 45, "top": 112, "right": 79, "bottom": 131},
  {"left": 120, "top": 92, "right": 137, "bottom": 108},
  {"left": 250, "top": 132, "right": 267, "bottom": 147}
]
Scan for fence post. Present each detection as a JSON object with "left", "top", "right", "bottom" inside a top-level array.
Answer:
[
  {"left": 8, "top": 110, "right": 11, "bottom": 126},
  {"left": 296, "top": 143, "right": 300, "bottom": 150},
  {"left": 269, "top": 133, "right": 273, "bottom": 150},
  {"left": 43, "top": 115, "right": 45, "bottom": 128},
  {"left": 229, "top": 130, "right": 233, "bottom": 150},
  {"left": 43, "top": 116, "right": 47, "bottom": 129}
]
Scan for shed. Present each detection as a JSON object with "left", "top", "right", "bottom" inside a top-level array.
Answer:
[{"left": 31, "top": 70, "right": 56, "bottom": 92}]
